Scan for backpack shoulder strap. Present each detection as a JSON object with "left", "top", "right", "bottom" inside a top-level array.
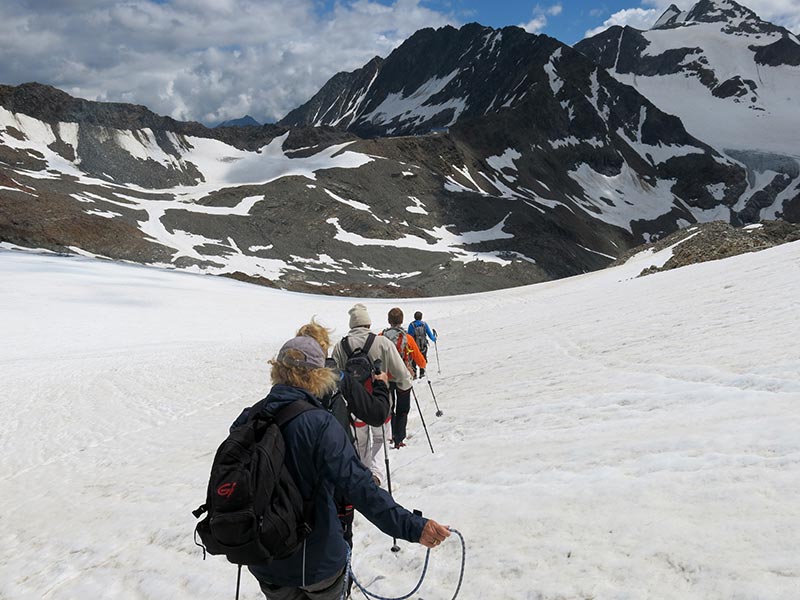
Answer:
[
  {"left": 362, "top": 332, "right": 376, "bottom": 354},
  {"left": 274, "top": 400, "right": 316, "bottom": 427},
  {"left": 396, "top": 330, "right": 406, "bottom": 353},
  {"left": 341, "top": 336, "right": 354, "bottom": 358}
]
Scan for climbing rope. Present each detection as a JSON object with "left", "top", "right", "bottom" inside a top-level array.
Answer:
[{"left": 341, "top": 529, "right": 466, "bottom": 600}]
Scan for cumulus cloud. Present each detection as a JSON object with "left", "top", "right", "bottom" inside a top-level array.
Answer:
[
  {"left": 0, "top": 0, "right": 456, "bottom": 124},
  {"left": 585, "top": 7, "right": 660, "bottom": 37},
  {"left": 520, "top": 15, "right": 548, "bottom": 33},
  {"left": 585, "top": 0, "right": 800, "bottom": 39},
  {"left": 519, "top": 3, "right": 563, "bottom": 34}
]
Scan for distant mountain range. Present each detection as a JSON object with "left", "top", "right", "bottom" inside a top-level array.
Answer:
[
  {"left": 0, "top": 0, "right": 797, "bottom": 296},
  {"left": 216, "top": 115, "right": 261, "bottom": 128}
]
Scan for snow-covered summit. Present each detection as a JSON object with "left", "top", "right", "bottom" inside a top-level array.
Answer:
[
  {"left": 652, "top": 0, "right": 772, "bottom": 31},
  {"left": 576, "top": 0, "right": 800, "bottom": 222}
]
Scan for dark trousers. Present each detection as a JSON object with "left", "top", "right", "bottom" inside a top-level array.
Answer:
[
  {"left": 258, "top": 568, "right": 348, "bottom": 600},
  {"left": 413, "top": 347, "right": 428, "bottom": 378},
  {"left": 390, "top": 384, "right": 411, "bottom": 444}
]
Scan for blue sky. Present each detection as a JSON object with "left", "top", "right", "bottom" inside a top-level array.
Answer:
[
  {"left": 0, "top": 0, "right": 797, "bottom": 124},
  {"left": 325, "top": 0, "right": 655, "bottom": 44}
]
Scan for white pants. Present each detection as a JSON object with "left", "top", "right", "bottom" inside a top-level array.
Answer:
[{"left": 354, "top": 423, "right": 387, "bottom": 485}]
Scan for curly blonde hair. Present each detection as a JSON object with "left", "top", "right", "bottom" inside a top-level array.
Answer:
[
  {"left": 296, "top": 318, "right": 333, "bottom": 355},
  {"left": 270, "top": 335, "right": 337, "bottom": 398}
]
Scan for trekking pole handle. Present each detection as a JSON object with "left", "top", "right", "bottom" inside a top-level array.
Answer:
[{"left": 374, "top": 359, "right": 383, "bottom": 375}]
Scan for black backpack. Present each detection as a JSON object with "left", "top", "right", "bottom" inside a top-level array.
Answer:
[
  {"left": 341, "top": 333, "right": 377, "bottom": 384},
  {"left": 193, "top": 399, "right": 318, "bottom": 565}
]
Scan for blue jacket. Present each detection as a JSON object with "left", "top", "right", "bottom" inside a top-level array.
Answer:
[
  {"left": 408, "top": 319, "right": 436, "bottom": 344},
  {"left": 233, "top": 384, "right": 427, "bottom": 588}
]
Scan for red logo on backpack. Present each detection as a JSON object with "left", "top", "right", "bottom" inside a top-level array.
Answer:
[{"left": 217, "top": 482, "right": 237, "bottom": 498}]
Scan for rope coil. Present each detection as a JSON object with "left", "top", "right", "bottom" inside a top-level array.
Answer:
[{"left": 342, "top": 529, "right": 466, "bottom": 600}]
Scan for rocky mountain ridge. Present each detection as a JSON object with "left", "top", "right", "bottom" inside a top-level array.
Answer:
[
  {"left": 631, "top": 219, "right": 800, "bottom": 276},
  {"left": 0, "top": 1, "right": 797, "bottom": 296}
]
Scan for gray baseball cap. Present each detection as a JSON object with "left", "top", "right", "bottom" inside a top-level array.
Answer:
[{"left": 277, "top": 336, "right": 326, "bottom": 369}]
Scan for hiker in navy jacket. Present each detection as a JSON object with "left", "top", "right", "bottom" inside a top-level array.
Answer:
[
  {"left": 407, "top": 311, "right": 437, "bottom": 378},
  {"left": 233, "top": 335, "right": 450, "bottom": 600}
]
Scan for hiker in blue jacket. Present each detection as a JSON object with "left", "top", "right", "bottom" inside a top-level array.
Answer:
[
  {"left": 407, "top": 311, "right": 437, "bottom": 378},
  {"left": 234, "top": 335, "right": 450, "bottom": 600}
]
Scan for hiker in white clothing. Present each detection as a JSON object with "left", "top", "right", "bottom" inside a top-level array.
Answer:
[{"left": 332, "top": 303, "right": 413, "bottom": 486}]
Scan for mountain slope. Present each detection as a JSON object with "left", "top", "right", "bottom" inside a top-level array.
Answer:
[
  {"left": 281, "top": 23, "right": 752, "bottom": 227},
  {"left": 575, "top": 0, "right": 800, "bottom": 223}
]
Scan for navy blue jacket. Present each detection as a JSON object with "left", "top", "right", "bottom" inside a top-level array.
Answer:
[{"left": 233, "top": 384, "right": 427, "bottom": 588}]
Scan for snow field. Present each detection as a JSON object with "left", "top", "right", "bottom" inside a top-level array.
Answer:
[{"left": 1, "top": 240, "right": 799, "bottom": 598}]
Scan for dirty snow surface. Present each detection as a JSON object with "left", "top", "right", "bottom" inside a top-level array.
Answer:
[{"left": 1, "top": 240, "right": 799, "bottom": 599}]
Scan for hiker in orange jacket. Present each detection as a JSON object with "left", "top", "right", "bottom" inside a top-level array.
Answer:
[{"left": 381, "top": 307, "right": 426, "bottom": 448}]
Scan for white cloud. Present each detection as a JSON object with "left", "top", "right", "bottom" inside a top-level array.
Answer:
[
  {"left": 546, "top": 4, "right": 563, "bottom": 16},
  {"left": 518, "top": 3, "right": 562, "bottom": 34},
  {"left": 520, "top": 15, "right": 548, "bottom": 33},
  {"left": 585, "top": 7, "right": 660, "bottom": 37},
  {"left": 0, "top": 0, "right": 456, "bottom": 124}
]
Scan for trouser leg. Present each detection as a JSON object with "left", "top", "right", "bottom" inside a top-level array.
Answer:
[
  {"left": 369, "top": 424, "right": 385, "bottom": 483},
  {"left": 353, "top": 425, "right": 369, "bottom": 463},
  {"left": 259, "top": 568, "right": 348, "bottom": 600},
  {"left": 393, "top": 388, "right": 411, "bottom": 444},
  {"left": 389, "top": 383, "right": 398, "bottom": 441},
  {"left": 258, "top": 580, "right": 307, "bottom": 600}
]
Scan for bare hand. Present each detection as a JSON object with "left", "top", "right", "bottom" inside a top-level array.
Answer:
[
  {"left": 373, "top": 371, "right": 389, "bottom": 384},
  {"left": 419, "top": 519, "right": 450, "bottom": 548}
]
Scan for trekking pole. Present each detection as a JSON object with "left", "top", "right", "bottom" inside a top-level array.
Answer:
[
  {"left": 235, "top": 564, "right": 242, "bottom": 600},
  {"left": 427, "top": 380, "right": 443, "bottom": 417},
  {"left": 381, "top": 420, "right": 401, "bottom": 553},
  {"left": 410, "top": 387, "right": 434, "bottom": 454},
  {"left": 433, "top": 329, "right": 441, "bottom": 375}
]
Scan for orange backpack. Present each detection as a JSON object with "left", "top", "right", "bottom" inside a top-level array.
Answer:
[{"left": 381, "top": 327, "right": 414, "bottom": 376}]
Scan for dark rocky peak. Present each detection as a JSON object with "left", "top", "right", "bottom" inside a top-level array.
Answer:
[
  {"left": 279, "top": 56, "right": 384, "bottom": 128},
  {"left": 283, "top": 22, "right": 573, "bottom": 137},
  {"left": 685, "top": 0, "right": 758, "bottom": 24}
]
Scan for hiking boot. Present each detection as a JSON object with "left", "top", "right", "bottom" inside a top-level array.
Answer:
[{"left": 394, "top": 441, "right": 406, "bottom": 449}]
